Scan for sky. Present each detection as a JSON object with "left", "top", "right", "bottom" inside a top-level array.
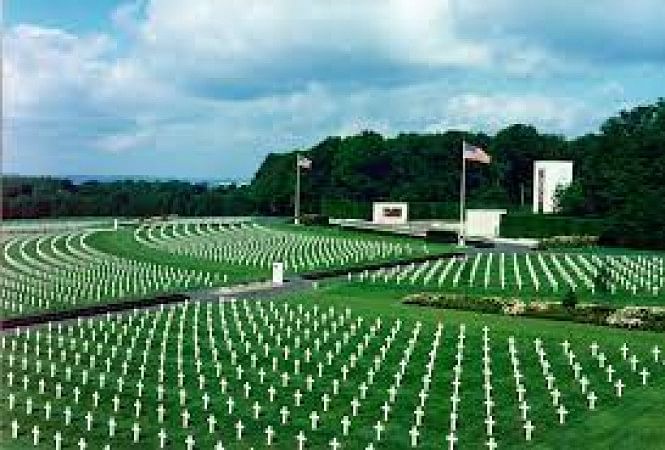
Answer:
[{"left": 3, "top": 0, "right": 665, "bottom": 179}]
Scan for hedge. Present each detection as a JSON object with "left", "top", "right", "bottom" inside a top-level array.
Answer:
[{"left": 500, "top": 214, "right": 606, "bottom": 238}]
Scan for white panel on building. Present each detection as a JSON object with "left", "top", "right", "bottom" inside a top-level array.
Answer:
[
  {"left": 533, "top": 161, "right": 574, "bottom": 214},
  {"left": 466, "top": 209, "right": 507, "bottom": 238},
  {"left": 372, "top": 202, "right": 408, "bottom": 225}
]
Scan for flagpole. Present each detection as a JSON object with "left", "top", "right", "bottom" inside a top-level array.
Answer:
[
  {"left": 295, "top": 154, "right": 301, "bottom": 225},
  {"left": 459, "top": 141, "right": 466, "bottom": 246}
]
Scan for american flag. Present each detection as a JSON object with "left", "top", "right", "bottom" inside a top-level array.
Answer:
[
  {"left": 297, "top": 156, "right": 312, "bottom": 169},
  {"left": 463, "top": 141, "right": 491, "bottom": 164}
]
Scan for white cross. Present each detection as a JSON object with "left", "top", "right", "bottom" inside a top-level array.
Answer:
[
  {"left": 10, "top": 419, "right": 19, "bottom": 439},
  {"left": 620, "top": 343, "right": 629, "bottom": 360},
  {"left": 486, "top": 437, "right": 498, "bottom": 450},
  {"left": 341, "top": 416, "right": 351, "bottom": 436},
  {"left": 310, "top": 410, "right": 320, "bottom": 430},
  {"left": 82, "top": 410, "right": 93, "bottom": 432},
  {"left": 414, "top": 407, "right": 425, "bottom": 426},
  {"left": 329, "top": 437, "right": 341, "bottom": 450},
  {"left": 265, "top": 425, "right": 275, "bottom": 446},
  {"left": 597, "top": 353, "right": 607, "bottom": 368},
  {"left": 640, "top": 367, "right": 650, "bottom": 385},
  {"left": 524, "top": 420, "right": 535, "bottom": 441},
  {"left": 409, "top": 426, "right": 419, "bottom": 447},
  {"left": 614, "top": 379, "right": 625, "bottom": 397},
  {"left": 296, "top": 430, "right": 307, "bottom": 450},
  {"left": 381, "top": 402, "right": 391, "bottom": 421},
  {"left": 606, "top": 365, "right": 615, "bottom": 382},
  {"left": 207, "top": 414, "right": 217, "bottom": 433},
  {"left": 185, "top": 435, "right": 195, "bottom": 450},
  {"left": 158, "top": 429, "right": 167, "bottom": 448},
  {"left": 109, "top": 416, "right": 116, "bottom": 437},
  {"left": 235, "top": 420, "right": 244, "bottom": 440},
  {"left": 374, "top": 421, "right": 385, "bottom": 441},
  {"left": 446, "top": 432, "right": 457, "bottom": 450},
  {"left": 157, "top": 404, "right": 165, "bottom": 423},
  {"left": 77, "top": 438, "right": 87, "bottom": 450},
  {"left": 182, "top": 409, "right": 190, "bottom": 428},
  {"left": 280, "top": 406, "right": 290, "bottom": 424},
  {"left": 54, "top": 431, "right": 63, "bottom": 450},
  {"left": 653, "top": 345, "right": 661, "bottom": 362},
  {"left": 519, "top": 402, "right": 530, "bottom": 421},
  {"left": 253, "top": 402, "right": 262, "bottom": 419},
  {"left": 351, "top": 398, "right": 361, "bottom": 416},
  {"left": 556, "top": 405, "right": 568, "bottom": 424},
  {"left": 32, "top": 425, "right": 40, "bottom": 446},
  {"left": 587, "top": 391, "right": 598, "bottom": 410},
  {"left": 629, "top": 355, "right": 639, "bottom": 372},
  {"left": 132, "top": 422, "right": 141, "bottom": 443},
  {"left": 485, "top": 415, "right": 495, "bottom": 435}
]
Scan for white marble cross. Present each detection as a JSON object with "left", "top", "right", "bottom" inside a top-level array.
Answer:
[
  {"left": 265, "top": 425, "right": 275, "bottom": 446},
  {"left": 409, "top": 426, "right": 419, "bottom": 447},
  {"left": 556, "top": 405, "right": 568, "bottom": 424},
  {"left": 524, "top": 420, "right": 535, "bottom": 441},
  {"left": 614, "top": 379, "right": 625, "bottom": 397}
]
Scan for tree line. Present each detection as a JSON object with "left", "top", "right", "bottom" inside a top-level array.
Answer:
[{"left": 2, "top": 99, "right": 664, "bottom": 248}]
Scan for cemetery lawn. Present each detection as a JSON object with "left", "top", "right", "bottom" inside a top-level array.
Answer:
[
  {"left": 87, "top": 229, "right": 269, "bottom": 282},
  {"left": 351, "top": 251, "right": 665, "bottom": 307},
  {"left": 2, "top": 281, "right": 663, "bottom": 450}
]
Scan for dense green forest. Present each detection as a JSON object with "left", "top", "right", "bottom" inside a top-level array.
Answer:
[{"left": 2, "top": 99, "right": 664, "bottom": 248}]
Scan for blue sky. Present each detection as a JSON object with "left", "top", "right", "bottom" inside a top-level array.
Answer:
[{"left": 4, "top": 0, "right": 665, "bottom": 179}]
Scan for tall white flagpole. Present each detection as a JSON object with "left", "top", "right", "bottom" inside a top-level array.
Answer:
[
  {"left": 459, "top": 141, "right": 466, "bottom": 246},
  {"left": 295, "top": 154, "right": 301, "bottom": 225}
]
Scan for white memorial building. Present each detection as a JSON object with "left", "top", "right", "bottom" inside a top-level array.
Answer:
[
  {"left": 533, "top": 161, "right": 574, "bottom": 214},
  {"left": 372, "top": 202, "right": 408, "bottom": 225},
  {"left": 466, "top": 209, "right": 507, "bottom": 238}
]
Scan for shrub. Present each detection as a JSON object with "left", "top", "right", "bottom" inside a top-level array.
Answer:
[
  {"left": 562, "top": 289, "right": 578, "bottom": 310},
  {"left": 299, "top": 214, "right": 330, "bottom": 226}
]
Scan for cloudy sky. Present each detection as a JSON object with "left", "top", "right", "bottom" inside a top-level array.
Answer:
[{"left": 4, "top": 0, "right": 665, "bottom": 179}]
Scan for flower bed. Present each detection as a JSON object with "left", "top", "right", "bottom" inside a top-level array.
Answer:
[{"left": 404, "top": 293, "right": 665, "bottom": 332}]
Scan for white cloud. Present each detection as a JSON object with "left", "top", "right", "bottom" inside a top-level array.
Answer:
[
  {"left": 3, "top": 25, "right": 114, "bottom": 117},
  {"left": 3, "top": 0, "right": 663, "bottom": 177},
  {"left": 450, "top": 0, "right": 665, "bottom": 65}
]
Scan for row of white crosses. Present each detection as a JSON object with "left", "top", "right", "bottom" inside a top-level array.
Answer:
[
  {"left": 507, "top": 336, "right": 536, "bottom": 442},
  {"left": 2, "top": 299, "right": 663, "bottom": 449},
  {"left": 1, "top": 231, "right": 220, "bottom": 316},
  {"left": 407, "top": 322, "right": 442, "bottom": 448},
  {"left": 445, "top": 324, "right": 466, "bottom": 450},
  {"left": 138, "top": 221, "right": 416, "bottom": 273},
  {"left": 533, "top": 338, "right": 571, "bottom": 425},
  {"left": 591, "top": 254, "right": 664, "bottom": 295},
  {"left": 3, "top": 300, "right": 406, "bottom": 449},
  {"left": 480, "top": 327, "right": 499, "bottom": 450},
  {"left": 355, "top": 252, "right": 665, "bottom": 296},
  {"left": 1, "top": 298, "right": 374, "bottom": 445}
]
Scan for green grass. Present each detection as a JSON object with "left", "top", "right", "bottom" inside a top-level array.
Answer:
[
  {"left": 352, "top": 252, "right": 665, "bottom": 307},
  {"left": 87, "top": 229, "right": 269, "bottom": 282},
  {"left": 1, "top": 282, "right": 663, "bottom": 449}
]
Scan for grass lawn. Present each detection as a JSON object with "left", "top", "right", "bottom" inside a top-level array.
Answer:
[
  {"left": 2, "top": 282, "right": 663, "bottom": 449},
  {"left": 87, "top": 229, "right": 269, "bottom": 282}
]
